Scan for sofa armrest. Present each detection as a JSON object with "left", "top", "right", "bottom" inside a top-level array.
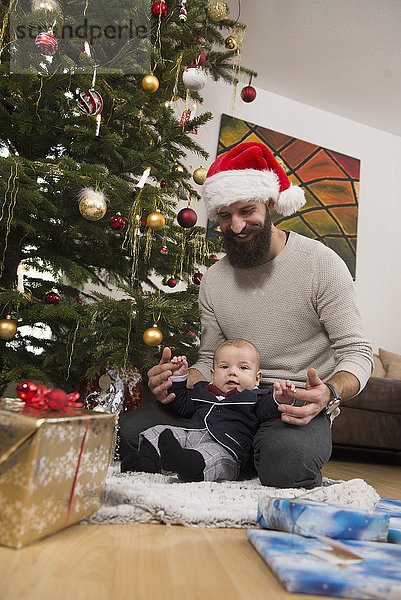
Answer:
[
  {"left": 332, "top": 376, "right": 401, "bottom": 451},
  {"left": 345, "top": 377, "right": 401, "bottom": 414}
]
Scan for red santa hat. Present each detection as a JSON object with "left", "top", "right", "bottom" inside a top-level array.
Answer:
[{"left": 202, "top": 142, "right": 305, "bottom": 218}]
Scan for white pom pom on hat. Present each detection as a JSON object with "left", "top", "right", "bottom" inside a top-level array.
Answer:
[{"left": 202, "top": 142, "right": 306, "bottom": 218}]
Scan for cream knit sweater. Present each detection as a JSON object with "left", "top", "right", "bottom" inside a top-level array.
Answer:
[{"left": 192, "top": 232, "right": 373, "bottom": 389}]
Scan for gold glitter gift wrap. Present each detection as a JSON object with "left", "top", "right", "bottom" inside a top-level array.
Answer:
[{"left": 0, "top": 401, "right": 117, "bottom": 548}]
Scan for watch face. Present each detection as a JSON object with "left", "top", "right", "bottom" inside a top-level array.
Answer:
[{"left": 326, "top": 398, "right": 341, "bottom": 415}]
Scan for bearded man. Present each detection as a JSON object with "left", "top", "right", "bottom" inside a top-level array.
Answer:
[{"left": 118, "top": 142, "right": 373, "bottom": 488}]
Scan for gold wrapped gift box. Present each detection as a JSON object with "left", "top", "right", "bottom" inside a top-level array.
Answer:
[{"left": 0, "top": 400, "right": 117, "bottom": 548}]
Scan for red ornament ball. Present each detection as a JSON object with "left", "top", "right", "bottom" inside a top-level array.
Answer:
[
  {"left": 240, "top": 85, "right": 257, "bottom": 103},
  {"left": 16, "top": 381, "right": 38, "bottom": 402},
  {"left": 151, "top": 1, "right": 167, "bottom": 19},
  {"left": 191, "top": 51, "right": 206, "bottom": 66},
  {"left": 167, "top": 277, "right": 177, "bottom": 288},
  {"left": 109, "top": 213, "right": 125, "bottom": 231},
  {"left": 177, "top": 207, "right": 197, "bottom": 228},
  {"left": 45, "top": 291, "right": 60, "bottom": 305},
  {"left": 77, "top": 297, "right": 83, "bottom": 305},
  {"left": 209, "top": 253, "right": 218, "bottom": 261},
  {"left": 35, "top": 31, "right": 58, "bottom": 56},
  {"left": 192, "top": 272, "right": 203, "bottom": 285},
  {"left": 47, "top": 388, "right": 68, "bottom": 410},
  {"left": 160, "top": 246, "right": 169, "bottom": 255}
]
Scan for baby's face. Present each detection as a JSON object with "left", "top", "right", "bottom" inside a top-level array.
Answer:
[{"left": 211, "top": 345, "right": 261, "bottom": 393}]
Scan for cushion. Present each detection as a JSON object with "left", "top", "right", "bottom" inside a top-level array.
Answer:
[
  {"left": 379, "top": 347, "right": 401, "bottom": 381},
  {"left": 332, "top": 376, "right": 401, "bottom": 450},
  {"left": 372, "top": 353, "right": 386, "bottom": 378}
]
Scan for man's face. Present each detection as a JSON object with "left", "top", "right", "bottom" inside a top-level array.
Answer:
[
  {"left": 217, "top": 201, "right": 272, "bottom": 268},
  {"left": 211, "top": 345, "right": 261, "bottom": 393}
]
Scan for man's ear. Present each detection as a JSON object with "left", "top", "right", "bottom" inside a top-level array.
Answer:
[
  {"left": 255, "top": 371, "right": 262, "bottom": 386},
  {"left": 210, "top": 368, "right": 214, "bottom": 380},
  {"left": 267, "top": 199, "right": 275, "bottom": 211}
]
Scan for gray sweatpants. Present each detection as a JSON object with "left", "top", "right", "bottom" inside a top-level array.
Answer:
[{"left": 140, "top": 425, "right": 240, "bottom": 482}]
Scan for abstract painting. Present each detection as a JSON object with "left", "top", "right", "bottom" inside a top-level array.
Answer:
[{"left": 207, "top": 114, "right": 360, "bottom": 278}]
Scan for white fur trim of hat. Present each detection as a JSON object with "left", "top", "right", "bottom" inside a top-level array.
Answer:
[{"left": 201, "top": 142, "right": 306, "bottom": 219}]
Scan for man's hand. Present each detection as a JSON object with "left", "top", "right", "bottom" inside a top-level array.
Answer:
[
  {"left": 147, "top": 347, "right": 177, "bottom": 404},
  {"left": 277, "top": 368, "right": 330, "bottom": 426}
]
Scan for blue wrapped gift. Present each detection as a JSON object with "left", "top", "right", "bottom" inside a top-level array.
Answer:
[
  {"left": 247, "top": 529, "right": 401, "bottom": 600},
  {"left": 388, "top": 519, "right": 401, "bottom": 544},
  {"left": 375, "top": 497, "right": 401, "bottom": 544},
  {"left": 257, "top": 497, "right": 389, "bottom": 541}
]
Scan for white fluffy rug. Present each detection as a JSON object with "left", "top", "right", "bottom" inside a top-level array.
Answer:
[{"left": 84, "top": 465, "right": 380, "bottom": 529}]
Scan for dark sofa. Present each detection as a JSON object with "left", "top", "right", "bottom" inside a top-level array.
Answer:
[{"left": 331, "top": 376, "right": 401, "bottom": 453}]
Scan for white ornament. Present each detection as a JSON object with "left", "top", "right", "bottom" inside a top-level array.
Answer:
[
  {"left": 31, "top": 0, "right": 61, "bottom": 10},
  {"left": 182, "top": 66, "right": 207, "bottom": 91}
]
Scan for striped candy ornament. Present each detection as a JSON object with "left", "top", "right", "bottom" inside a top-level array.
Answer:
[
  {"left": 35, "top": 31, "right": 58, "bottom": 56},
  {"left": 77, "top": 90, "right": 103, "bottom": 116},
  {"left": 179, "top": 0, "right": 187, "bottom": 21}
]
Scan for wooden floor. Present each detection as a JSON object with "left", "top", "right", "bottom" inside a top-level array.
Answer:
[{"left": 1, "top": 457, "right": 400, "bottom": 600}]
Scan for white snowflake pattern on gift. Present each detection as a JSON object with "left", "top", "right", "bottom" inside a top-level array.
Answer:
[
  {"left": 18, "top": 499, "right": 59, "bottom": 534},
  {"left": 0, "top": 455, "right": 36, "bottom": 490},
  {"left": 0, "top": 496, "right": 65, "bottom": 545},
  {"left": 24, "top": 473, "right": 38, "bottom": 496},
  {"left": 79, "top": 447, "right": 109, "bottom": 476},
  {"left": 41, "top": 422, "right": 78, "bottom": 442},
  {"left": 71, "top": 486, "right": 100, "bottom": 517},
  {"left": 35, "top": 451, "right": 77, "bottom": 485},
  {"left": 73, "top": 481, "right": 83, "bottom": 497}
]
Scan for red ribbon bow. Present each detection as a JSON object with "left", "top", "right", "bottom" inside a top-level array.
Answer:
[{"left": 16, "top": 381, "right": 83, "bottom": 411}]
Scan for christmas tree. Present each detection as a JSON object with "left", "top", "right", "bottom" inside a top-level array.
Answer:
[{"left": 0, "top": 0, "right": 252, "bottom": 394}]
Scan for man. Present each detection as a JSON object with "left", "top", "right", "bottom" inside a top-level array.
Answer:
[{"left": 118, "top": 142, "right": 373, "bottom": 488}]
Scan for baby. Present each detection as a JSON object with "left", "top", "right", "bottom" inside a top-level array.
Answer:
[{"left": 121, "top": 339, "right": 295, "bottom": 482}]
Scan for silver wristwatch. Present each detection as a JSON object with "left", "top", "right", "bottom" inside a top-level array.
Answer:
[{"left": 325, "top": 383, "right": 341, "bottom": 415}]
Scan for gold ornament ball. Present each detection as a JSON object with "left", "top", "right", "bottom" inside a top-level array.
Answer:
[
  {"left": 173, "top": 164, "right": 184, "bottom": 174},
  {"left": 193, "top": 166, "right": 208, "bottom": 185},
  {"left": 208, "top": 0, "right": 227, "bottom": 21},
  {"left": 142, "top": 74, "right": 159, "bottom": 93},
  {"left": 146, "top": 211, "right": 165, "bottom": 231},
  {"left": 78, "top": 189, "right": 107, "bottom": 221},
  {"left": 143, "top": 324, "right": 163, "bottom": 346},
  {"left": 225, "top": 35, "right": 238, "bottom": 51},
  {"left": 0, "top": 315, "right": 17, "bottom": 340}
]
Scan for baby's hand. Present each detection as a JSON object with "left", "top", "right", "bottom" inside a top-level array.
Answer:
[
  {"left": 170, "top": 355, "right": 188, "bottom": 377},
  {"left": 273, "top": 380, "right": 296, "bottom": 405}
]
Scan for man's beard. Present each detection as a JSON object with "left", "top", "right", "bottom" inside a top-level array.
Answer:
[{"left": 223, "top": 212, "right": 272, "bottom": 268}]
